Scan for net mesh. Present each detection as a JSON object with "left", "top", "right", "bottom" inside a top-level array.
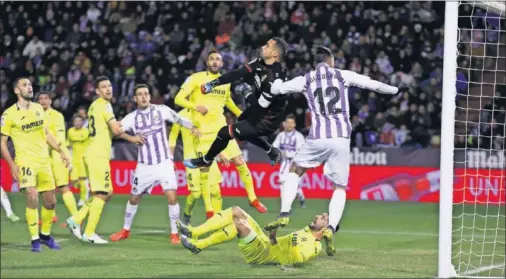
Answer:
[{"left": 453, "top": 1, "right": 506, "bottom": 277}]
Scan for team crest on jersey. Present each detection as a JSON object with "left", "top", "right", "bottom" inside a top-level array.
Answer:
[{"left": 301, "top": 236, "right": 308, "bottom": 242}]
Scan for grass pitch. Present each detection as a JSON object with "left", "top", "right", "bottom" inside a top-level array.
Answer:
[{"left": 0, "top": 194, "right": 502, "bottom": 278}]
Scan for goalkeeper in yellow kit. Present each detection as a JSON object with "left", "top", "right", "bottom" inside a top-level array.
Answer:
[
  {"left": 178, "top": 206, "right": 329, "bottom": 267},
  {"left": 169, "top": 109, "right": 224, "bottom": 224},
  {"left": 175, "top": 50, "right": 267, "bottom": 217}
]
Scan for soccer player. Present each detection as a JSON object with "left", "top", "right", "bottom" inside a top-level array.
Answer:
[
  {"left": 1, "top": 186, "right": 20, "bottom": 222},
  {"left": 67, "top": 115, "right": 90, "bottom": 207},
  {"left": 65, "top": 76, "right": 123, "bottom": 244},
  {"left": 178, "top": 206, "right": 328, "bottom": 268},
  {"left": 272, "top": 114, "right": 306, "bottom": 208},
  {"left": 168, "top": 108, "right": 224, "bottom": 225},
  {"left": 109, "top": 84, "right": 201, "bottom": 244},
  {"left": 183, "top": 38, "right": 288, "bottom": 172},
  {"left": 38, "top": 92, "right": 76, "bottom": 222},
  {"left": 175, "top": 50, "right": 267, "bottom": 215},
  {"left": 0, "top": 77, "right": 70, "bottom": 252},
  {"left": 265, "top": 46, "right": 401, "bottom": 255}
]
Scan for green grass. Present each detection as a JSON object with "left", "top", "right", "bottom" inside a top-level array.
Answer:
[{"left": 0, "top": 194, "right": 502, "bottom": 278}]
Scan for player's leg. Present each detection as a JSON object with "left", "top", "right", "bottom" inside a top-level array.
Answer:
[
  {"left": 246, "top": 137, "right": 282, "bottom": 165},
  {"left": 183, "top": 168, "right": 201, "bottom": 224},
  {"left": 78, "top": 177, "right": 90, "bottom": 206},
  {"left": 196, "top": 135, "right": 222, "bottom": 218},
  {"left": 37, "top": 163, "right": 61, "bottom": 250},
  {"left": 178, "top": 206, "right": 235, "bottom": 238},
  {"left": 0, "top": 186, "right": 19, "bottom": 222},
  {"left": 159, "top": 160, "right": 181, "bottom": 244},
  {"left": 208, "top": 163, "right": 223, "bottom": 212},
  {"left": 66, "top": 157, "right": 93, "bottom": 238},
  {"left": 297, "top": 185, "right": 306, "bottom": 208},
  {"left": 56, "top": 163, "right": 78, "bottom": 217},
  {"left": 183, "top": 124, "right": 232, "bottom": 168},
  {"left": 109, "top": 194, "right": 141, "bottom": 241}
]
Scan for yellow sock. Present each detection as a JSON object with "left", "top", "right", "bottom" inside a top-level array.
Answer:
[
  {"left": 184, "top": 191, "right": 200, "bottom": 216},
  {"left": 40, "top": 207, "right": 54, "bottom": 236},
  {"left": 200, "top": 171, "right": 213, "bottom": 213},
  {"left": 73, "top": 198, "right": 91, "bottom": 224},
  {"left": 25, "top": 208, "right": 39, "bottom": 240},
  {"left": 84, "top": 197, "right": 105, "bottom": 237},
  {"left": 77, "top": 181, "right": 85, "bottom": 201},
  {"left": 210, "top": 183, "right": 222, "bottom": 212},
  {"left": 195, "top": 223, "right": 237, "bottom": 250},
  {"left": 193, "top": 207, "right": 233, "bottom": 237},
  {"left": 237, "top": 164, "right": 257, "bottom": 202},
  {"left": 62, "top": 191, "right": 78, "bottom": 216}
]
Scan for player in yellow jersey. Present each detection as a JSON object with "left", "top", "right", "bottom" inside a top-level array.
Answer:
[
  {"left": 175, "top": 50, "right": 267, "bottom": 216},
  {"left": 65, "top": 76, "right": 123, "bottom": 244},
  {"left": 38, "top": 92, "right": 76, "bottom": 224},
  {"left": 0, "top": 77, "right": 70, "bottom": 252},
  {"left": 178, "top": 206, "right": 328, "bottom": 268},
  {"left": 67, "top": 115, "right": 90, "bottom": 207},
  {"left": 169, "top": 109, "right": 225, "bottom": 225}
]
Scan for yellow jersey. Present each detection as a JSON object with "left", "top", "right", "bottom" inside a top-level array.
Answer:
[
  {"left": 0, "top": 103, "right": 49, "bottom": 163},
  {"left": 86, "top": 98, "right": 115, "bottom": 158},
  {"left": 43, "top": 108, "right": 69, "bottom": 156},
  {"left": 270, "top": 227, "right": 322, "bottom": 266},
  {"left": 169, "top": 109, "right": 198, "bottom": 159},
  {"left": 67, "top": 127, "right": 89, "bottom": 161},
  {"left": 175, "top": 71, "right": 242, "bottom": 134}
]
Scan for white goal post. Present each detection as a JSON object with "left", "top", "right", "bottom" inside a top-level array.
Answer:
[{"left": 439, "top": 1, "right": 505, "bottom": 278}]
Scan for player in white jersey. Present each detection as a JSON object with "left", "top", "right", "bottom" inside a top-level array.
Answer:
[
  {"left": 109, "top": 84, "right": 201, "bottom": 244},
  {"left": 272, "top": 114, "right": 306, "bottom": 208},
  {"left": 265, "top": 46, "right": 401, "bottom": 255}
]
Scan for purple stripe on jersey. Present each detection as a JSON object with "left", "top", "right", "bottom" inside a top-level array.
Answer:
[
  {"left": 135, "top": 112, "right": 146, "bottom": 164},
  {"left": 315, "top": 67, "right": 331, "bottom": 139},
  {"left": 141, "top": 113, "right": 153, "bottom": 165},
  {"left": 150, "top": 109, "right": 161, "bottom": 164},
  {"left": 324, "top": 66, "right": 342, "bottom": 138},
  {"left": 334, "top": 69, "right": 352, "bottom": 138},
  {"left": 157, "top": 110, "right": 170, "bottom": 161},
  {"left": 305, "top": 73, "right": 320, "bottom": 139}
]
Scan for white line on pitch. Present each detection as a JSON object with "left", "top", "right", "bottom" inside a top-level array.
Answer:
[{"left": 460, "top": 263, "right": 506, "bottom": 276}]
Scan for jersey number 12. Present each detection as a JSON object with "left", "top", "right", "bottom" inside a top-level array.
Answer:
[{"left": 313, "top": 86, "right": 342, "bottom": 116}]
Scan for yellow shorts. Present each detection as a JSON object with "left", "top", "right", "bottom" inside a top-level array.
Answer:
[
  {"left": 185, "top": 161, "right": 222, "bottom": 192},
  {"left": 238, "top": 216, "right": 272, "bottom": 265},
  {"left": 51, "top": 154, "right": 69, "bottom": 187},
  {"left": 17, "top": 160, "right": 55, "bottom": 192},
  {"left": 84, "top": 156, "right": 112, "bottom": 193},
  {"left": 70, "top": 159, "right": 87, "bottom": 181},
  {"left": 196, "top": 132, "right": 242, "bottom": 160}
]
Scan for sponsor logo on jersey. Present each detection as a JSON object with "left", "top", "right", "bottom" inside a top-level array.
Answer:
[{"left": 21, "top": 120, "right": 44, "bottom": 131}]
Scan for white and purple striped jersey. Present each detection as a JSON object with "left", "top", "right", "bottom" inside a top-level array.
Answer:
[
  {"left": 272, "top": 130, "right": 305, "bottom": 176},
  {"left": 121, "top": 104, "right": 193, "bottom": 165},
  {"left": 271, "top": 63, "right": 398, "bottom": 140}
]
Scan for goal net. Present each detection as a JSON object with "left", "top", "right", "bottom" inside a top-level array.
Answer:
[{"left": 439, "top": 1, "right": 505, "bottom": 278}]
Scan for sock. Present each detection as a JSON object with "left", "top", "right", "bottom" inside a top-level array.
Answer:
[
  {"left": 280, "top": 173, "right": 301, "bottom": 213},
  {"left": 0, "top": 187, "right": 14, "bottom": 216},
  {"left": 168, "top": 203, "right": 180, "bottom": 234},
  {"left": 236, "top": 164, "right": 257, "bottom": 202},
  {"left": 193, "top": 207, "right": 233, "bottom": 237},
  {"left": 247, "top": 137, "right": 271, "bottom": 152},
  {"left": 210, "top": 183, "right": 222, "bottom": 212},
  {"left": 184, "top": 191, "right": 200, "bottom": 216},
  {"left": 200, "top": 172, "right": 214, "bottom": 213},
  {"left": 204, "top": 127, "right": 231, "bottom": 162},
  {"left": 195, "top": 223, "right": 237, "bottom": 250},
  {"left": 328, "top": 187, "right": 347, "bottom": 231},
  {"left": 84, "top": 197, "right": 105, "bottom": 237},
  {"left": 62, "top": 191, "right": 78, "bottom": 216},
  {"left": 77, "top": 181, "right": 84, "bottom": 201},
  {"left": 123, "top": 201, "right": 138, "bottom": 230},
  {"left": 25, "top": 207, "right": 39, "bottom": 240},
  {"left": 84, "top": 180, "right": 90, "bottom": 201},
  {"left": 297, "top": 187, "right": 305, "bottom": 200},
  {"left": 73, "top": 198, "right": 91, "bottom": 224},
  {"left": 40, "top": 206, "right": 54, "bottom": 236}
]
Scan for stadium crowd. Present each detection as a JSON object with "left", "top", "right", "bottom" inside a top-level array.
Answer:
[{"left": 1, "top": 1, "right": 503, "bottom": 149}]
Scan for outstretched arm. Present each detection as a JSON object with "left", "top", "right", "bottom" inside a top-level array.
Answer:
[
  {"left": 341, "top": 70, "right": 399, "bottom": 94},
  {"left": 271, "top": 76, "right": 306, "bottom": 95}
]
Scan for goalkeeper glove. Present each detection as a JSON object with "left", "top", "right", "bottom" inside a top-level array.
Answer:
[{"left": 200, "top": 80, "right": 219, "bottom": 94}]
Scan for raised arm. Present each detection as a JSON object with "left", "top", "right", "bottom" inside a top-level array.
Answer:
[
  {"left": 161, "top": 105, "right": 194, "bottom": 129},
  {"left": 270, "top": 76, "right": 306, "bottom": 95},
  {"left": 175, "top": 75, "right": 198, "bottom": 110},
  {"left": 341, "top": 70, "right": 399, "bottom": 94}
]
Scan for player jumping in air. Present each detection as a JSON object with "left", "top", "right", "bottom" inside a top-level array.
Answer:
[
  {"left": 1, "top": 186, "right": 20, "bottom": 222},
  {"left": 272, "top": 114, "right": 306, "bottom": 208},
  {"left": 178, "top": 206, "right": 329, "bottom": 268},
  {"left": 175, "top": 50, "right": 267, "bottom": 215},
  {"left": 184, "top": 38, "right": 289, "bottom": 174},
  {"left": 66, "top": 76, "right": 124, "bottom": 244},
  {"left": 67, "top": 116, "right": 90, "bottom": 207},
  {"left": 38, "top": 92, "right": 75, "bottom": 224},
  {"left": 1, "top": 77, "right": 70, "bottom": 252},
  {"left": 265, "top": 46, "right": 401, "bottom": 256},
  {"left": 169, "top": 109, "right": 225, "bottom": 224},
  {"left": 109, "top": 84, "right": 201, "bottom": 244}
]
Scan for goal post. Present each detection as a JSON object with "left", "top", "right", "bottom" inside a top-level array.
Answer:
[{"left": 439, "top": 1, "right": 506, "bottom": 278}]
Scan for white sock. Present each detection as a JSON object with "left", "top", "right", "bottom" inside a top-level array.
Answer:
[
  {"left": 84, "top": 179, "right": 90, "bottom": 201},
  {"left": 0, "top": 187, "right": 14, "bottom": 217},
  {"left": 123, "top": 201, "right": 138, "bottom": 230},
  {"left": 297, "top": 187, "right": 305, "bottom": 200},
  {"left": 280, "top": 173, "right": 300, "bottom": 213},
  {"left": 168, "top": 203, "right": 180, "bottom": 234},
  {"left": 328, "top": 187, "right": 347, "bottom": 231}
]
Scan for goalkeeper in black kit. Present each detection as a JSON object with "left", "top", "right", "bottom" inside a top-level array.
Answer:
[{"left": 184, "top": 37, "right": 289, "bottom": 169}]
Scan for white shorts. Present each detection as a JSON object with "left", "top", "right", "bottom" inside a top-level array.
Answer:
[
  {"left": 131, "top": 160, "right": 177, "bottom": 195},
  {"left": 293, "top": 138, "right": 350, "bottom": 187}
]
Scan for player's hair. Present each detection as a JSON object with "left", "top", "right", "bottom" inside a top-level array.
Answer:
[
  {"left": 272, "top": 37, "right": 288, "bottom": 60},
  {"left": 134, "top": 84, "right": 150, "bottom": 95},
  {"left": 73, "top": 115, "right": 83, "bottom": 122},
  {"left": 94, "top": 76, "right": 110, "bottom": 89},
  {"left": 13, "top": 77, "right": 29, "bottom": 89},
  {"left": 37, "top": 91, "right": 51, "bottom": 98},
  {"left": 285, "top": 114, "right": 296, "bottom": 121},
  {"left": 314, "top": 46, "right": 333, "bottom": 64},
  {"left": 207, "top": 50, "right": 221, "bottom": 59}
]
